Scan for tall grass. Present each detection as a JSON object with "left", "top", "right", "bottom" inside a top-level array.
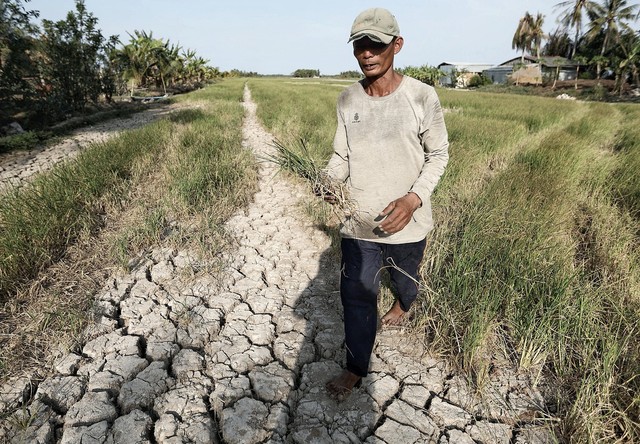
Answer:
[
  {"left": 247, "top": 78, "right": 348, "bottom": 233},
  {"left": 0, "top": 78, "right": 258, "bottom": 382},
  {"left": 609, "top": 104, "right": 640, "bottom": 218},
  {"left": 248, "top": 78, "right": 343, "bottom": 161},
  {"left": 249, "top": 78, "right": 640, "bottom": 443},
  {"left": 0, "top": 122, "right": 171, "bottom": 298},
  {"left": 423, "top": 97, "right": 639, "bottom": 442},
  {"left": 0, "top": 78, "right": 256, "bottom": 299}
]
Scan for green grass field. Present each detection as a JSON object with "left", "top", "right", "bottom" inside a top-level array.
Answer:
[
  {"left": 248, "top": 77, "right": 640, "bottom": 444},
  {"left": 1, "top": 77, "right": 638, "bottom": 443}
]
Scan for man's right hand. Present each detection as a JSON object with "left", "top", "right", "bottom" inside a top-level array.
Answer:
[{"left": 377, "top": 192, "right": 422, "bottom": 234}]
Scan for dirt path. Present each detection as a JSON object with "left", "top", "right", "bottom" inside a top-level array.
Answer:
[
  {"left": 0, "top": 86, "right": 553, "bottom": 443},
  {"left": 0, "top": 103, "right": 184, "bottom": 193}
]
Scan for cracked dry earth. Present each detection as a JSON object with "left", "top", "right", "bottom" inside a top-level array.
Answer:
[{"left": 0, "top": 86, "right": 555, "bottom": 444}]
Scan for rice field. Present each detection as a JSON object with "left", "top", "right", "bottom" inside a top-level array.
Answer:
[
  {"left": 248, "top": 77, "right": 640, "bottom": 444},
  {"left": 1, "top": 76, "right": 638, "bottom": 443}
]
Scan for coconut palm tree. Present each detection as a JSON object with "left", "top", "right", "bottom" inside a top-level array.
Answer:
[
  {"left": 512, "top": 12, "right": 546, "bottom": 85},
  {"left": 113, "top": 30, "right": 175, "bottom": 96},
  {"left": 513, "top": 12, "right": 535, "bottom": 63},
  {"left": 544, "top": 27, "right": 573, "bottom": 57},
  {"left": 113, "top": 30, "right": 158, "bottom": 95},
  {"left": 113, "top": 31, "right": 217, "bottom": 96},
  {"left": 513, "top": 12, "right": 546, "bottom": 60},
  {"left": 586, "top": 0, "right": 639, "bottom": 78},
  {"left": 182, "top": 50, "right": 211, "bottom": 86},
  {"left": 153, "top": 40, "right": 182, "bottom": 94},
  {"left": 530, "top": 13, "right": 546, "bottom": 60},
  {"left": 618, "top": 31, "right": 640, "bottom": 91},
  {"left": 554, "top": 0, "right": 596, "bottom": 59}
]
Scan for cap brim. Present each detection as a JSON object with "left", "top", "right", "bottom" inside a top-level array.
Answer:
[{"left": 348, "top": 30, "right": 394, "bottom": 44}]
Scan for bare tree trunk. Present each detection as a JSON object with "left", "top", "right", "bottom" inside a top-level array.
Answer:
[{"left": 618, "top": 72, "right": 624, "bottom": 97}]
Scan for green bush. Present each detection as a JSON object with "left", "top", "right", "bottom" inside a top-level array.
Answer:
[
  {"left": 338, "top": 70, "right": 362, "bottom": 79},
  {"left": 591, "top": 84, "right": 609, "bottom": 101},
  {"left": 467, "top": 74, "right": 492, "bottom": 88},
  {"left": 292, "top": 69, "right": 320, "bottom": 78},
  {"left": 398, "top": 65, "right": 444, "bottom": 86},
  {"left": 0, "top": 131, "right": 40, "bottom": 153},
  {"left": 579, "top": 71, "right": 594, "bottom": 80}
]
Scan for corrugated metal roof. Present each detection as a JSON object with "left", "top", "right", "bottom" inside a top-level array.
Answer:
[
  {"left": 438, "top": 62, "right": 495, "bottom": 70},
  {"left": 498, "top": 55, "right": 583, "bottom": 67}
]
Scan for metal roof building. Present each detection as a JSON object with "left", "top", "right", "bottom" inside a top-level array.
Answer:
[
  {"left": 437, "top": 62, "right": 495, "bottom": 87},
  {"left": 483, "top": 56, "right": 585, "bottom": 84}
]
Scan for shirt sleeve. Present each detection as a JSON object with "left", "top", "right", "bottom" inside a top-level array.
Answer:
[
  {"left": 324, "top": 105, "right": 350, "bottom": 182},
  {"left": 409, "top": 90, "right": 449, "bottom": 203}
]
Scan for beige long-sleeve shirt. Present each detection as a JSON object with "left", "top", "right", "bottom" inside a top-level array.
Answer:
[{"left": 325, "top": 75, "right": 449, "bottom": 244}]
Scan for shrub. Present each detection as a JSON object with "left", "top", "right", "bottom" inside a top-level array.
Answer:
[
  {"left": 0, "top": 131, "right": 40, "bottom": 153},
  {"left": 292, "top": 69, "right": 320, "bottom": 78},
  {"left": 398, "top": 65, "right": 444, "bottom": 86},
  {"left": 338, "top": 70, "right": 362, "bottom": 79},
  {"left": 467, "top": 74, "right": 492, "bottom": 88}
]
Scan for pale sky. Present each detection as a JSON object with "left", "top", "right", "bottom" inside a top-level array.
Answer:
[{"left": 26, "top": 0, "right": 562, "bottom": 75}]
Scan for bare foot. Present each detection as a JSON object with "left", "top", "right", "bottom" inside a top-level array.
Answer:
[
  {"left": 326, "top": 370, "right": 362, "bottom": 401},
  {"left": 381, "top": 300, "right": 409, "bottom": 326}
]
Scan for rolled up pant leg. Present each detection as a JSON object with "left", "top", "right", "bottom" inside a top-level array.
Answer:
[{"left": 340, "top": 238, "right": 382, "bottom": 378}]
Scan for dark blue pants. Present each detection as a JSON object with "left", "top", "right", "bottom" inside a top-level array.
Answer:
[{"left": 340, "top": 237, "right": 426, "bottom": 377}]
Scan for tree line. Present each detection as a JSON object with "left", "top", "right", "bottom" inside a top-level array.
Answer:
[
  {"left": 0, "top": 0, "right": 220, "bottom": 128},
  {"left": 513, "top": 0, "right": 640, "bottom": 90}
]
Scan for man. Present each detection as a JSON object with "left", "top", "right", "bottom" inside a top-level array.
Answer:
[{"left": 324, "top": 8, "right": 449, "bottom": 400}]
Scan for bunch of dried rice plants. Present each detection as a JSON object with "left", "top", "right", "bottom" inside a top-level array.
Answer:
[{"left": 266, "top": 138, "right": 361, "bottom": 223}]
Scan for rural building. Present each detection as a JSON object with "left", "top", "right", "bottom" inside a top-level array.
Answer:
[
  {"left": 483, "top": 56, "right": 585, "bottom": 85},
  {"left": 437, "top": 62, "right": 495, "bottom": 87}
]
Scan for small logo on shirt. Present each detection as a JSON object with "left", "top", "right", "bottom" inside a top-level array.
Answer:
[{"left": 352, "top": 113, "right": 361, "bottom": 123}]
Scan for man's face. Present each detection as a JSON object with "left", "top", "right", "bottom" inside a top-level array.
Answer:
[{"left": 352, "top": 36, "right": 402, "bottom": 78}]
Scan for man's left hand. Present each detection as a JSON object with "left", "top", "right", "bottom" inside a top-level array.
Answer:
[{"left": 378, "top": 192, "right": 422, "bottom": 234}]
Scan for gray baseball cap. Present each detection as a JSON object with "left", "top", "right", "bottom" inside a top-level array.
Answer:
[{"left": 348, "top": 8, "right": 400, "bottom": 44}]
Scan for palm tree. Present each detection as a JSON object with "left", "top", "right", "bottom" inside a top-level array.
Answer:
[
  {"left": 113, "top": 30, "right": 163, "bottom": 95},
  {"left": 513, "top": 12, "right": 535, "bottom": 63},
  {"left": 544, "top": 27, "right": 573, "bottom": 57},
  {"left": 512, "top": 12, "right": 546, "bottom": 85},
  {"left": 154, "top": 40, "right": 182, "bottom": 94},
  {"left": 530, "top": 13, "right": 546, "bottom": 60},
  {"left": 182, "top": 50, "right": 211, "bottom": 86},
  {"left": 586, "top": 0, "right": 639, "bottom": 78},
  {"left": 112, "top": 31, "right": 217, "bottom": 96},
  {"left": 573, "top": 55, "right": 589, "bottom": 89},
  {"left": 554, "top": 0, "right": 596, "bottom": 59},
  {"left": 513, "top": 12, "right": 546, "bottom": 60},
  {"left": 618, "top": 31, "right": 640, "bottom": 92}
]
